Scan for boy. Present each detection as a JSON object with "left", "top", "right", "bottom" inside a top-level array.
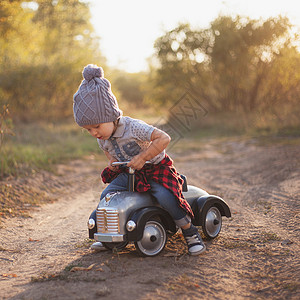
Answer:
[{"left": 73, "top": 64, "right": 206, "bottom": 255}]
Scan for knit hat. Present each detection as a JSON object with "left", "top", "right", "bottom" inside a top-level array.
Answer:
[{"left": 73, "top": 64, "right": 122, "bottom": 126}]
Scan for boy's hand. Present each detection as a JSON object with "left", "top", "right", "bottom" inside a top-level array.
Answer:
[
  {"left": 127, "top": 154, "right": 146, "bottom": 170},
  {"left": 104, "top": 151, "right": 119, "bottom": 171},
  {"left": 127, "top": 129, "right": 171, "bottom": 170},
  {"left": 108, "top": 158, "right": 119, "bottom": 171}
]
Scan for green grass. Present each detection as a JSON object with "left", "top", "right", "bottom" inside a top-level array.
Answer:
[
  {"left": 167, "top": 111, "right": 300, "bottom": 153},
  {"left": 0, "top": 121, "right": 104, "bottom": 179}
]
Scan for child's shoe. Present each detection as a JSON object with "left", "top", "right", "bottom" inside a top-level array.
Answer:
[
  {"left": 182, "top": 224, "right": 206, "bottom": 255},
  {"left": 91, "top": 241, "right": 106, "bottom": 251}
]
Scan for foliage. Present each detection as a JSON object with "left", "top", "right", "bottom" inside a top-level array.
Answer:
[
  {"left": 112, "top": 71, "right": 147, "bottom": 106},
  {"left": 0, "top": 104, "right": 14, "bottom": 149},
  {"left": 0, "top": 0, "right": 106, "bottom": 121},
  {"left": 151, "top": 15, "right": 300, "bottom": 125},
  {"left": 0, "top": 104, "right": 14, "bottom": 177}
]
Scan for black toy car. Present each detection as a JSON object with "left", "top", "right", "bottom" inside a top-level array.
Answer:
[{"left": 88, "top": 162, "right": 231, "bottom": 256}]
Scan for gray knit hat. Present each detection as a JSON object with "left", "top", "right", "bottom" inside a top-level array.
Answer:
[{"left": 73, "top": 64, "right": 122, "bottom": 126}]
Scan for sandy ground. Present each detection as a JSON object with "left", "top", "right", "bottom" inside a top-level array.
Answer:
[{"left": 0, "top": 137, "right": 299, "bottom": 300}]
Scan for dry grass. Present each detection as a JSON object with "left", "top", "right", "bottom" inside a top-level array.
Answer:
[{"left": 0, "top": 121, "right": 104, "bottom": 179}]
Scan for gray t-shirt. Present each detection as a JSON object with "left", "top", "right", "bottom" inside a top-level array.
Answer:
[{"left": 97, "top": 116, "right": 165, "bottom": 164}]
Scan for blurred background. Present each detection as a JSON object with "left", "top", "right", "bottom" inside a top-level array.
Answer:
[{"left": 1, "top": 0, "right": 300, "bottom": 179}]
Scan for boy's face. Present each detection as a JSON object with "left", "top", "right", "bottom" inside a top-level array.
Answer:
[{"left": 83, "top": 122, "right": 115, "bottom": 140}]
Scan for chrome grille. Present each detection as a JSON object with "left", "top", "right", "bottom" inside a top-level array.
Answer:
[{"left": 96, "top": 208, "right": 119, "bottom": 234}]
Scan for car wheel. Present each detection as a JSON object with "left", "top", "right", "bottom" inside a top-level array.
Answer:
[
  {"left": 202, "top": 206, "right": 222, "bottom": 239},
  {"left": 134, "top": 219, "right": 167, "bottom": 257},
  {"left": 102, "top": 241, "right": 128, "bottom": 251}
]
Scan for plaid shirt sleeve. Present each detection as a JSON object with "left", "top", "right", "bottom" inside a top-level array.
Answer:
[
  {"left": 101, "top": 154, "right": 193, "bottom": 217},
  {"left": 101, "top": 167, "right": 122, "bottom": 184}
]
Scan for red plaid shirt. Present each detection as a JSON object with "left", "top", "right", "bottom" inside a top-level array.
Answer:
[{"left": 101, "top": 154, "right": 193, "bottom": 217}]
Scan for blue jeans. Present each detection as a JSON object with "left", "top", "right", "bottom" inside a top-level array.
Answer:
[{"left": 101, "top": 173, "right": 190, "bottom": 227}]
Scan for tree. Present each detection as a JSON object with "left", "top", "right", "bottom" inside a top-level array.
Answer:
[
  {"left": 151, "top": 15, "right": 298, "bottom": 115},
  {"left": 112, "top": 71, "right": 147, "bottom": 106},
  {"left": 0, "top": 0, "right": 106, "bottom": 121}
]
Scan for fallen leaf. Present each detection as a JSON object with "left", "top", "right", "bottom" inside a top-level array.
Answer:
[
  {"left": 86, "top": 263, "right": 96, "bottom": 270},
  {"left": 28, "top": 238, "right": 39, "bottom": 242},
  {"left": 70, "top": 263, "right": 96, "bottom": 272},
  {"left": 70, "top": 267, "right": 85, "bottom": 272},
  {"left": 96, "top": 267, "right": 104, "bottom": 272},
  {"left": 2, "top": 273, "right": 17, "bottom": 278}
]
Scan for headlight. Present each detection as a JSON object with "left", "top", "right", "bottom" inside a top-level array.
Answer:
[
  {"left": 88, "top": 218, "right": 95, "bottom": 229},
  {"left": 126, "top": 220, "right": 136, "bottom": 232}
]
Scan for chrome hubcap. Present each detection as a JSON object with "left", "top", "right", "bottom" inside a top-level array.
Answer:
[
  {"left": 205, "top": 207, "right": 222, "bottom": 238},
  {"left": 136, "top": 220, "right": 166, "bottom": 256}
]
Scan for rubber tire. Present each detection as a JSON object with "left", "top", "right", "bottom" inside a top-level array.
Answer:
[{"left": 102, "top": 241, "right": 128, "bottom": 251}]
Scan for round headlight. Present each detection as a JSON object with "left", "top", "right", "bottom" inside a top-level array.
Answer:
[
  {"left": 87, "top": 218, "right": 95, "bottom": 229},
  {"left": 126, "top": 220, "right": 136, "bottom": 232}
]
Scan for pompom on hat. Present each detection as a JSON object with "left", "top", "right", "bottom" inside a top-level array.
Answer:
[{"left": 73, "top": 64, "right": 122, "bottom": 126}]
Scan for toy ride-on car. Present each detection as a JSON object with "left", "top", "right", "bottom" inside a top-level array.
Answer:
[{"left": 88, "top": 161, "right": 231, "bottom": 257}]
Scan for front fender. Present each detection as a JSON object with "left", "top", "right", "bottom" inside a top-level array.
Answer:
[
  {"left": 192, "top": 195, "right": 231, "bottom": 226},
  {"left": 127, "top": 206, "right": 176, "bottom": 241},
  {"left": 88, "top": 209, "right": 97, "bottom": 239}
]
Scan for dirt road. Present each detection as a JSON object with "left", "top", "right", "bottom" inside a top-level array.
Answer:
[{"left": 0, "top": 137, "right": 299, "bottom": 299}]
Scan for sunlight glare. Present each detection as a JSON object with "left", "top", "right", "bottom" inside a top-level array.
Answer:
[{"left": 88, "top": 0, "right": 300, "bottom": 72}]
